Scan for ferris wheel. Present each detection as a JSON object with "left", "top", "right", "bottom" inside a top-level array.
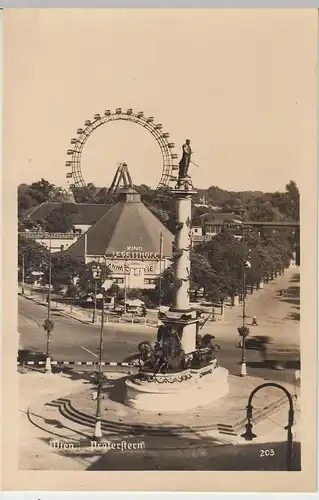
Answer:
[{"left": 65, "top": 107, "right": 179, "bottom": 200}]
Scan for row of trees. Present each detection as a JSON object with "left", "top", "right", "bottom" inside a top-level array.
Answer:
[
  {"left": 18, "top": 178, "right": 300, "bottom": 235},
  {"left": 18, "top": 237, "right": 108, "bottom": 297},
  {"left": 18, "top": 223, "right": 294, "bottom": 309},
  {"left": 18, "top": 236, "right": 148, "bottom": 303},
  {"left": 18, "top": 177, "right": 299, "bottom": 308},
  {"left": 145, "top": 228, "right": 294, "bottom": 306}
]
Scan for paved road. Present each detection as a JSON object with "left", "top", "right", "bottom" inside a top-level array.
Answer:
[{"left": 18, "top": 267, "right": 300, "bottom": 384}]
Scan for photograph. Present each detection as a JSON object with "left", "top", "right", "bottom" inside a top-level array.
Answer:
[{"left": 2, "top": 7, "right": 317, "bottom": 493}]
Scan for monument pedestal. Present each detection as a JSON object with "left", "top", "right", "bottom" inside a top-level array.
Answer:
[
  {"left": 125, "top": 363, "right": 229, "bottom": 412},
  {"left": 160, "top": 309, "right": 199, "bottom": 354}
]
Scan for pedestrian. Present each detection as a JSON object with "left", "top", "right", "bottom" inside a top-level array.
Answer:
[
  {"left": 279, "top": 289, "right": 284, "bottom": 296},
  {"left": 252, "top": 315, "right": 258, "bottom": 326}
]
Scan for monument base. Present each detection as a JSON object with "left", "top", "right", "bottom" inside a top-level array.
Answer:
[
  {"left": 160, "top": 309, "right": 199, "bottom": 354},
  {"left": 124, "top": 363, "right": 229, "bottom": 413}
]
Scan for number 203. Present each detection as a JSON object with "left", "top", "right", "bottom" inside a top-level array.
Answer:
[{"left": 260, "top": 449, "right": 275, "bottom": 457}]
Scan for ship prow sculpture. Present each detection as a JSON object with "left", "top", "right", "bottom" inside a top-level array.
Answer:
[{"left": 125, "top": 140, "right": 229, "bottom": 412}]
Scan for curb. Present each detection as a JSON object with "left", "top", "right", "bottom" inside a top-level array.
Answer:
[
  {"left": 28, "top": 386, "right": 291, "bottom": 441},
  {"left": 20, "top": 294, "right": 157, "bottom": 328},
  {"left": 55, "top": 310, "right": 92, "bottom": 325}
]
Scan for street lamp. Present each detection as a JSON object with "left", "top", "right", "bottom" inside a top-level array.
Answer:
[
  {"left": 241, "top": 382, "right": 295, "bottom": 471},
  {"left": 158, "top": 232, "right": 164, "bottom": 311},
  {"left": 21, "top": 253, "right": 25, "bottom": 295},
  {"left": 93, "top": 286, "right": 106, "bottom": 442},
  {"left": 232, "top": 220, "right": 251, "bottom": 377},
  {"left": 92, "top": 265, "right": 101, "bottom": 324},
  {"left": 43, "top": 239, "right": 54, "bottom": 374}
]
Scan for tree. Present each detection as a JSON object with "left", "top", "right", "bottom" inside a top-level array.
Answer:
[
  {"left": 28, "top": 178, "right": 56, "bottom": 204},
  {"left": 246, "top": 196, "right": 284, "bottom": 222},
  {"left": 151, "top": 267, "right": 175, "bottom": 306},
  {"left": 18, "top": 191, "right": 37, "bottom": 217},
  {"left": 145, "top": 203, "right": 170, "bottom": 226},
  {"left": 190, "top": 252, "right": 216, "bottom": 296},
  {"left": 198, "top": 230, "right": 244, "bottom": 297},
  {"left": 126, "top": 288, "right": 144, "bottom": 300},
  {"left": 220, "top": 197, "right": 245, "bottom": 217},
  {"left": 285, "top": 180, "right": 300, "bottom": 220},
  {"left": 76, "top": 261, "right": 112, "bottom": 297},
  {"left": 51, "top": 255, "right": 80, "bottom": 287},
  {"left": 18, "top": 236, "right": 49, "bottom": 280},
  {"left": 42, "top": 205, "right": 75, "bottom": 233},
  {"left": 108, "top": 283, "right": 121, "bottom": 296}
]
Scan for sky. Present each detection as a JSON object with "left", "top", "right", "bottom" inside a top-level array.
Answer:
[{"left": 4, "top": 9, "right": 317, "bottom": 192}]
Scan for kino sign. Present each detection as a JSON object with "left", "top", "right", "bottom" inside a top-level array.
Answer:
[{"left": 110, "top": 246, "right": 159, "bottom": 260}]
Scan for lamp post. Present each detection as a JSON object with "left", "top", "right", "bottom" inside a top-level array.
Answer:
[
  {"left": 232, "top": 220, "right": 250, "bottom": 377},
  {"left": 92, "top": 265, "right": 101, "bottom": 324},
  {"left": 241, "top": 382, "right": 295, "bottom": 471},
  {"left": 123, "top": 260, "right": 128, "bottom": 314},
  {"left": 93, "top": 288, "right": 105, "bottom": 442},
  {"left": 44, "top": 238, "right": 54, "bottom": 374},
  {"left": 159, "top": 232, "right": 164, "bottom": 310},
  {"left": 21, "top": 253, "right": 25, "bottom": 295},
  {"left": 240, "top": 230, "right": 247, "bottom": 376}
]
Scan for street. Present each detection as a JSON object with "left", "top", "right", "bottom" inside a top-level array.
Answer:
[{"left": 18, "top": 267, "right": 300, "bottom": 385}]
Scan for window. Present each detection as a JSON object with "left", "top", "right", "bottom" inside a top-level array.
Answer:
[
  {"left": 144, "top": 278, "right": 156, "bottom": 285},
  {"left": 114, "top": 278, "right": 124, "bottom": 284}
]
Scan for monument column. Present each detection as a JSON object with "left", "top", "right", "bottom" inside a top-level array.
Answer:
[
  {"left": 167, "top": 182, "right": 198, "bottom": 354},
  {"left": 172, "top": 193, "right": 193, "bottom": 312},
  {"left": 160, "top": 140, "right": 199, "bottom": 355}
]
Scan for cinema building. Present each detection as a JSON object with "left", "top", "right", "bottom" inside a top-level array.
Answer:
[{"left": 64, "top": 187, "right": 174, "bottom": 289}]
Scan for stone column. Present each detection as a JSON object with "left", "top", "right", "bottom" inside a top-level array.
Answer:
[
  {"left": 161, "top": 183, "right": 199, "bottom": 355},
  {"left": 171, "top": 194, "right": 192, "bottom": 312}
]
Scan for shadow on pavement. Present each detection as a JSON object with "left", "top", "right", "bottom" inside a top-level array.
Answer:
[
  {"left": 246, "top": 360, "right": 301, "bottom": 370},
  {"left": 66, "top": 436, "right": 301, "bottom": 471},
  {"left": 287, "top": 312, "right": 300, "bottom": 322},
  {"left": 289, "top": 274, "right": 300, "bottom": 283},
  {"left": 18, "top": 348, "right": 46, "bottom": 363}
]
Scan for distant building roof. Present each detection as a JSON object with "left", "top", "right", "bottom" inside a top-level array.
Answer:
[
  {"left": 64, "top": 188, "right": 174, "bottom": 261},
  {"left": 23, "top": 202, "right": 111, "bottom": 226}
]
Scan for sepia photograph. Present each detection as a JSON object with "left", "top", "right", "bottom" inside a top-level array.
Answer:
[{"left": 2, "top": 7, "right": 317, "bottom": 493}]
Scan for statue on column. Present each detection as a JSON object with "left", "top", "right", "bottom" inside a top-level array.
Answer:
[
  {"left": 178, "top": 139, "right": 192, "bottom": 179},
  {"left": 177, "top": 139, "right": 193, "bottom": 189}
]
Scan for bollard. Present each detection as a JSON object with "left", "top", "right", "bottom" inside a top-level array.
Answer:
[{"left": 45, "top": 356, "right": 52, "bottom": 374}]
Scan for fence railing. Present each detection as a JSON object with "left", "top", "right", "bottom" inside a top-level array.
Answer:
[{"left": 18, "top": 232, "right": 77, "bottom": 239}]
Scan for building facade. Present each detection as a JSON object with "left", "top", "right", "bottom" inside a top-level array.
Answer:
[{"left": 64, "top": 187, "right": 174, "bottom": 290}]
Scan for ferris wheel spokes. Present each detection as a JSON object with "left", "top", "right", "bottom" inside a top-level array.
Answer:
[{"left": 65, "top": 108, "right": 179, "bottom": 201}]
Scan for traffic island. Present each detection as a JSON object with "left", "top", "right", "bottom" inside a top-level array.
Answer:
[{"left": 27, "top": 371, "right": 298, "bottom": 446}]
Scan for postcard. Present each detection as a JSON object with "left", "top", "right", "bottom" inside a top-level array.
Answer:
[{"left": 1, "top": 7, "right": 317, "bottom": 493}]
